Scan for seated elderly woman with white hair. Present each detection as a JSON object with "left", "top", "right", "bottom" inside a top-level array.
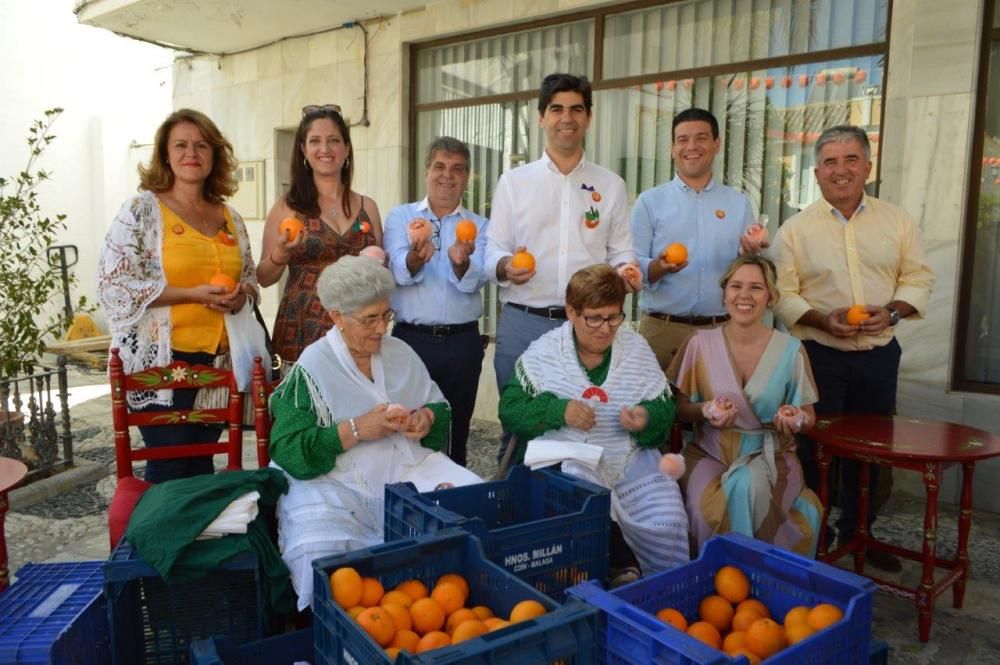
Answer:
[{"left": 269, "top": 255, "right": 482, "bottom": 609}]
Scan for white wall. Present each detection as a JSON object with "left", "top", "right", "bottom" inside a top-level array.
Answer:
[{"left": 0, "top": 0, "right": 173, "bottom": 331}]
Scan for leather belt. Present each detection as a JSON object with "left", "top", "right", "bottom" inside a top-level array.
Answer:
[
  {"left": 645, "top": 311, "right": 729, "bottom": 326},
  {"left": 395, "top": 321, "right": 479, "bottom": 337},
  {"left": 507, "top": 303, "right": 568, "bottom": 320}
]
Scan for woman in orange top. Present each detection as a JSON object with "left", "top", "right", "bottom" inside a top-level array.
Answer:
[{"left": 97, "top": 109, "right": 259, "bottom": 483}]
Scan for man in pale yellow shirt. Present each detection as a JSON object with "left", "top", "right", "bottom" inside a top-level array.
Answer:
[{"left": 771, "top": 125, "right": 934, "bottom": 572}]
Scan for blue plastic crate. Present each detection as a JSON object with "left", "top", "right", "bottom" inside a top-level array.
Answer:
[
  {"left": 384, "top": 465, "right": 610, "bottom": 599},
  {"left": 312, "top": 530, "right": 599, "bottom": 664},
  {"left": 566, "top": 533, "right": 876, "bottom": 665},
  {"left": 103, "top": 539, "right": 265, "bottom": 665},
  {"left": 0, "top": 560, "right": 109, "bottom": 665},
  {"left": 190, "top": 628, "right": 313, "bottom": 664},
  {"left": 869, "top": 639, "right": 888, "bottom": 665}
]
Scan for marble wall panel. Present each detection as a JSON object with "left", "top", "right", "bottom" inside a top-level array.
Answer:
[
  {"left": 258, "top": 43, "right": 282, "bottom": 79},
  {"left": 281, "top": 37, "right": 309, "bottom": 75},
  {"left": 256, "top": 77, "right": 286, "bottom": 160},
  {"left": 234, "top": 51, "right": 258, "bottom": 84},
  {"left": 308, "top": 31, "right": 337, "bottom": 68},
  {"left": 368, "top": 54, "right": 403, "bottom": 149},
  {"left": 281, "top": 71, "right": 308, "bottom": 127},
  {"left": 334, "top": 60, "right": 366, "bottom": 127},
  {"left": 306, "top": 64, "right": 338, "bottom": 112},
  {"left": 884, "top": 0, "right": 916, "bottom": 101}
]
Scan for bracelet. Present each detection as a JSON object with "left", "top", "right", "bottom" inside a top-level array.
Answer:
[
  {"left": 348, "top": 417, "right": 360, "bottom": 443},
  {"left": 269, "top": 251, "right": 289, "bottom": 266}
]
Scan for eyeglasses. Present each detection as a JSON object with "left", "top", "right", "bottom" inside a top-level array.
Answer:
[
  {"left": 348, "top": 309, "right": 395, "bottom": 330},
  {"left": 582, "top": 313, "right": 626, "bottom": 329},
  {"left": 302, "top": 104, "right": 343, "bottom": 117},
  {"left": 429, "top": 218, "right": 441, "bottom": 251}
]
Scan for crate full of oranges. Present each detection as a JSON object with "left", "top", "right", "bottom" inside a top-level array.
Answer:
[
  {"left": 566, "top": 533, "right": 876, "bottom": 664},
  {"left": 312, "top": 530, "right": 599, "bottom": 664}
]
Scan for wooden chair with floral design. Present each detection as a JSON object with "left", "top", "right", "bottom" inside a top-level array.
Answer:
[{"left": 106, "top": 347, "right": 244, "bottom": 548}]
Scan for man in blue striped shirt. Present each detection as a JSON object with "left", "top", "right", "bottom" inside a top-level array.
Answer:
[
  {"left": 384, "top": 137, "right": 489, "bottom": 467},
  {"left": 631, "top": 108, "right": 756, "bottom": 370}
]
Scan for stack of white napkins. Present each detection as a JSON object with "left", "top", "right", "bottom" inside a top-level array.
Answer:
[
  {"left": 196, "top": 491, "right": 261, "bottom": 540},
  {"left": 523, "top": 439, "right": 603, "bottom": 471}
]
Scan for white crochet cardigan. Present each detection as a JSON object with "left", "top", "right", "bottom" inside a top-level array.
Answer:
[{"left": 96, "top": 190, "right": 258, "bottom": 408}]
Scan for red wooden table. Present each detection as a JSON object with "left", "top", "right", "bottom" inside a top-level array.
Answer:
[
  {"left": 810, "top": 414, "right": 1000, "bottom": 642},
  {"left": 0, "top": 457, "right": 28, "bottom": 592}
]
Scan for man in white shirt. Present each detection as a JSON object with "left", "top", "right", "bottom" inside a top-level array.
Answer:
[{"left": 485, "top": 73, "right": 635, "bottom": 463}]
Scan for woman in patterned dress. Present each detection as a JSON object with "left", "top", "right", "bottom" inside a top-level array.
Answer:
[
  {"left": 668, "top": 255, "right": 822, "bottom": 557},
  {"left": 258, "top": 105, "right": 383, "bottom": 363}
]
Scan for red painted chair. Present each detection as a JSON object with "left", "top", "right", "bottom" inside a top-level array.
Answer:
[
  {"left": 107, "top": 347, "right": 244, "bottom": 548},
  {"left": 250, "top": 356, "right": 278, "bottom": 468}
]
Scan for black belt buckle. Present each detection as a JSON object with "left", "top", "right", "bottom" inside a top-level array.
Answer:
[{"left": 429, "top": 324, "right": 451, "bottom": 336}]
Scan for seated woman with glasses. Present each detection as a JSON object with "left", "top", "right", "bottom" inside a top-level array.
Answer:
[
  {"left": 667, "top": 255, "right": 821, "bottom": 557},
  {"left": 257, "top": 104, "right": 384, "bottom": 363},
  {"left": 498, "top": 264, "right": 686, "bottom": 583},
  {"left": 268, "top": 256, "right": 481, "bottom": 609}
]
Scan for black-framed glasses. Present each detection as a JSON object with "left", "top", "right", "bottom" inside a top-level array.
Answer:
[
  {"left": 582, "top": 312, "right": 626, "bottom": 329},
  {"left": 302, "top": 104, "right": 343, "bottom": 117},
  {"left": 348, "top": 309, "right": 395, "bottom": 330},
  {"left": 428, "top": 218, "right": 441, "bottom": 251}
]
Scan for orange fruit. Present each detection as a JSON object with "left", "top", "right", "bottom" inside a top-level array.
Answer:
[
  {"left": 390, "top": 628, "right": 420, "bottom": 652},
  {"left": 382, "top": 603, "right": 412, "bottom": 633},
  {"left": 655, "top": 607, "right": 688, "bottom": 631},
  {"left": 510, "top": 251, "right": 536, "bottom": 271},
  {"left": 509, "top": 599, "right": 547, "bottom": 623},
  {"left": 736, "top": 599, "right": 770, "bottom": 618},
  {"left": 360, "top": 577, "right": 385, "bottom": 607},
  {"left": 785, "top": 621, "right": 817, "bottom": 645},
  {"left": 715, "top": 566, "right": 750, "bottom": 604},
  {"left": 445, "top": 608, "right": 478, "bottom": 634},
  {"left": 455, "top": 219, "right": 478, "bottom": 243},
  {"left": 698, "top": 594, "right": 735, "bottom": 633},
  {"left": 330, "top": 567, "right": 364, "bottom": 609},
  {"left": 409, "top": 597, "right": 446, "bottom": 635},
  {"left": 686, "top": 621, "right": 722, "bottom": 649},
  {"left": 385, "top": 646, "right": 402, "bottom": 659},
  {"left": 484, "top": 617, "right": 510, "bottom": 631},
  {"left": 722, "top": 630, "right": 748, "bottom": 654},
  {"left": 663, "top": 242, "right": 688, "bottom": 265},
  {"left": 357, "top": 606, "right": 396, "bottom": 647},
  {"left": 451, "top": 619, "right": 489, "bottom": 644},
  {"left": 380, "top": 590, "right": 414, "bottom": 610},
  {"left": 430, "top": 583, "right": 465, "bottom": 616},
  {"left": 208, "top": 273, "right": 237, "bottom": 292},
  {"left": 395, "top": 579, "right": 429, "bottom": 601},
  {"left": 347, "top": 606, "right": 365, "bottom": 620},
  {"left": 732, "top": 607, "right": 765, "bottom": 632},
  {"left": 279, "top": 217, "right": 304, "bottom": 241},
  {"left": 783, "top": 605, "right": 810, "bottom": 627},
  {"left": 745, "top": 617, "right": 787, "bottom": 659},
  {"left": 470, "top": 605, "right": 494, "bottom": 621},
  {"left": 806, "top": 603, "right": 844, "bottom": 631},
  {"left": 729, "top": 647, "right": 762, "bottom": 664},
  {"left": 415, "top": 630, "right": 451, "bottom": 653},
  {"left": 845, "top": 304, "right": 870, "bottom": 325},
  {"left": 435, "top": 573, "right": 470, "bottom": 601}
]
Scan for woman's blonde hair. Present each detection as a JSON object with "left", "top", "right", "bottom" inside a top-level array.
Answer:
[
  {"left": 138, "top": 108, "right": 238, "bottom": 202},
  {"left": 718, "top": 254, "right": 780, "bottom": 306}
]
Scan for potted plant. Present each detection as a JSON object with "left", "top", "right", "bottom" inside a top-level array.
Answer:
[{"left": 0, "top": 108, "right": 87, "bottom": 464}]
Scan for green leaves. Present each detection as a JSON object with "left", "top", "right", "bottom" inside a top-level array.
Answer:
[{"left": 0, "top": 107, "right": 88, "bottom": 380}]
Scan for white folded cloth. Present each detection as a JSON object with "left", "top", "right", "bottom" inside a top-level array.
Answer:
[
  {"left": 196, "top": 491, "right": 261, "bottom": 540},
  {"left": 523, "top": 439, "right": 604, "bottom": 471}
]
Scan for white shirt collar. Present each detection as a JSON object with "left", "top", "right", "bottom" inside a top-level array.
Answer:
[
  {"left": 827, "top": 194, "right": 867, "bottom": 223},
  {"left": 541, "top": 149, "right": 587, "bottom": 176},
  {"left": 417, "top": 196, "right": 463, "bottom": 219}
]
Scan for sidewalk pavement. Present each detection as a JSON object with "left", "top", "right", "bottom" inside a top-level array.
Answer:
[{"left": 5, "top": 367, "right": 1000, "bottom": 663}]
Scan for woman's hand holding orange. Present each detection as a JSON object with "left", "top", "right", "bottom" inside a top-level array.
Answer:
[
  {"left": 400, "top": 407, "right": 434, "bottom": 440},
  {"left": 564, "top": 400, "right": 596, "bottom": 431},
  {"left": 271, "top": 222, "right": 305, "bottom": 265},
  {"left": 215, "top": 281, "right": 248, "bottom": 314},
  {"left": 701, "top": 397, "right": 737, "bottom": 428},
  {"left": 619, "top": 405, "right": 648, "bottom": 432},
  {"left": 773, "top": 404, "right": 805, "bottom": 434}
]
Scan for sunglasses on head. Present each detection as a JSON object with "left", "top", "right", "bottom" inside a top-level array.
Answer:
[{"left": 302, "top": 104, "right": 343, "bottom": 117}]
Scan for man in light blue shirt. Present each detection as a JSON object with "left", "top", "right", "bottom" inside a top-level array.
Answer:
[
  {"left": 384, "top": 137, "right": 488, "bottom": 466},
  {"left": 632, "top": 108, "right": 756, "bottom": 369}
]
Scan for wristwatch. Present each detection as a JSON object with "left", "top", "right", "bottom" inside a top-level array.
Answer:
[{"left": 886, "top": 306, "right": 901, "bottom": 326}]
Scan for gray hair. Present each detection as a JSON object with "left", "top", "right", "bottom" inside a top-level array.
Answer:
[
  {"left": 316, "top": 255, "right": 395, "bottom": 313},
  {"left": 424, "top": 137, "right": 471, "bottom": 169},
  {"left": 814, "top": 125, "right": 871, "bottom": 162}
]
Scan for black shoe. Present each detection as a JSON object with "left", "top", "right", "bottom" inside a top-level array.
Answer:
[{"left": 864, "top": 548, "right": 903, "bottom": 573}]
